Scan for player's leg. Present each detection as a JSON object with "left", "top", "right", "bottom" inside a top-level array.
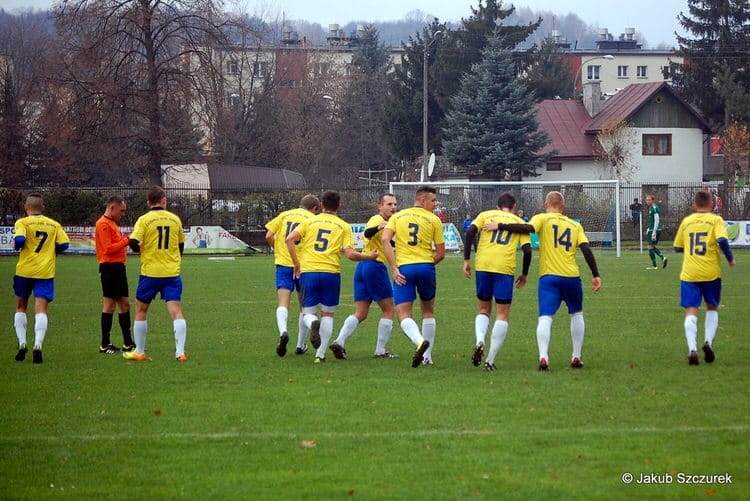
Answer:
[
  {"left": 333, "top": 301, "right": 369, "bottom": 349},
  {"left": 473, "top": 272, "right": 493, "bottom": 362},
  {"left": 563, "top": 278, "right": 585, "bottom": 368},
  {"left": 413, "top": 264, "right": 437, "bottom": 364},
  {"left": 294, "top": 281, "right": 309, "bottom": 353},
  {"left": 702, "top": 280, "right": 721, "bottom": 363},
  {"left": 126, "top": 276, "right": 156, "bottom": 360},
  {"left": 485, "top": 302, "right": 510, "bottom": 369},
  {"left": 537, "top": 276, "right": 562, "bottom": 370},
  {"left": 116, "top": 295, "right": 134, "bottom": 350},
  {"left": 299, "top": 273, "right": 323, "bottom": 350},
  {"left": 647, "top": 242, "right": 657, "bottom": 268},
  {"left": 680, "top": 280, "right": 701, "bottom": 365},
  {"left": 333, "top": 263, "right": 371, "bottom": 352},
  {"left": 162, "top": 276, "right": 186, "bottom": 361},
  {"left": 274, "top": 266, "right": 295, "bottom": 356},
  {"left": 101, "top": 295, "right": 116, "bottom": 351},
  {"left": 13, "top": 276, "right": 31, "bottom": 361},
  {"left": 317, "top": 273, "right": 341, "bottom": 361},
  {"left": 31, "top": 279, "right": 54, "bottom": 364},
  {"left": 373, "top": 297, "right": 395, "bottom": 357}
]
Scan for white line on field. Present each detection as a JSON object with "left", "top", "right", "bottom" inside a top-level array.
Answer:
[{"left": 1, "top": 425, "right": 747, "bottom": 443}]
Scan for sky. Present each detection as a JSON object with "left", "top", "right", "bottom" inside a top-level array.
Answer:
[{"left": 3, "top": 0, "right": 688, "bottom": 47}]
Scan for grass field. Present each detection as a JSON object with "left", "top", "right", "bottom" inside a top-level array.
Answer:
[{"left": 1, "top": 249, "right": 748, "bottom": 499}]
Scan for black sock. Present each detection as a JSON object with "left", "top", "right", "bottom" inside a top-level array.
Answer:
[
  {"left": 101, "top": 312, "right": 114, "bottom": 347},
  {"left": 119, "top": 311, "right": 133, "bottom": 346}
]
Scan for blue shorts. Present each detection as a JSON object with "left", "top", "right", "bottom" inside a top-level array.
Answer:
[
  {"left": 275, "top": 265, "right": 300, "bottom": 292},
  {"left": 136, "top": 275, "right": 183, "bottom": 303},
  {"left": 393, "top": 263, "right": 436, "bottom": 306},
  {"left": 13, "top": 276, "right": 55, "bottom": 302},
  {"left": 353, "top": 261, "right": 393, "bottom": 302},
  {"left": 538, "top": 275, "right": 583, "bottom": 316},
  {"left": 475, "top": 271, "right": 514, "bottom": 303},
  {"left": 680, "top": 279, "right": 721, "bottom": 308},
  {"left": 300, "top": 272, "right": 341, "bottom": 308}
]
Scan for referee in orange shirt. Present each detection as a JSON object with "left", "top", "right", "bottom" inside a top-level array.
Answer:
[{"left": 95, "top": 195, "right": 134, "bottom": 353}]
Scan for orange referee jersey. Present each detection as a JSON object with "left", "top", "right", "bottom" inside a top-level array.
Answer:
[{"left": 95, "top": 215, "right": 129, "bottom": 264}]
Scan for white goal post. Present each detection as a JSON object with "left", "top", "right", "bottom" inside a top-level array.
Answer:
[{"left": 389, "top": 180, "right": 621, "bottom": 257}]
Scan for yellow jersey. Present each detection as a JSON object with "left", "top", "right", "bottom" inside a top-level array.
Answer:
[
  {"left": 472, "top": 210, "right": 530, "bottom": 274},
  {"left": 295, "top": 212, "right": 354, "bottom": 274},
  {"left": 130, "top": 208, "right": 185, "bottom": 277},
  {"left": 674, "top": 211, "right": 729, "bottom": 282},
  {"left": 529, "top": 212, "right": 589, "bottom": 278},
  {"left": 14, "top": 214, "right": 70, "bottom": 279},
  {"left": 266, "top": 207, "right": 317, "bottom": 267},
  {"left": 385, "top": 207, "right": 444, "bottom": 266},
  {"left": 364, "top": 214, "right": 388, "bottom": 264}
]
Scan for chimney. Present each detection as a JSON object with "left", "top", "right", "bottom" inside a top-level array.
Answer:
[
  {"left": 583, "top": 81, "right": 602, "bottom": 117},
  {"left": 624, "top": 27, "right": 635, "bottom": 40},
  {"left": 599, "top": 28, "right": 609, "bottom": 40}
]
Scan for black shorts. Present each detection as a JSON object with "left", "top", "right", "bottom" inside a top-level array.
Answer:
[{"left": 99, "top": 262, "right": 129, "bottom": 299}]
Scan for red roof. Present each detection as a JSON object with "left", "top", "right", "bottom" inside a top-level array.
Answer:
[
  {"left": 534, "top": 100, "right": 595, "bottom": 159},
  {"left": 536, "top": 82, "right": 711, "bottom": 160}
]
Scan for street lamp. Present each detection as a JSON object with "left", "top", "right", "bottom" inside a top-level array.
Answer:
[
  {"left": 572, "top": 54, "right": 613, "bottom": 97},
  {"left": 422, "top": 30, "right": 442, "bottom": 182}
]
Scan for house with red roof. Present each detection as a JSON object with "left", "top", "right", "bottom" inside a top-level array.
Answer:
[{"left": 533, "top": 81, "right": 711, "bottom": 183}]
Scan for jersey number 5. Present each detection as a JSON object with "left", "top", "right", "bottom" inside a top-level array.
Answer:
[{"left": 314, "top": 229, "right": 331, "bottom": 252}]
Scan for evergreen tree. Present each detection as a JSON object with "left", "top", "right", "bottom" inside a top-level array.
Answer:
[
  {"left": 675, "top": 0, "right": 750, "bottom": 128},
  {"left": 522, "top": 38, "right": 577, "bottom": 100},
  {"left": 442, "top": 34, "right": 551, "bottom": 181}
]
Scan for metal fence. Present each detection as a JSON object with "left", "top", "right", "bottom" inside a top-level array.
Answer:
[{"left": 2, "top": 182, "right": 747, "bottom": 244}]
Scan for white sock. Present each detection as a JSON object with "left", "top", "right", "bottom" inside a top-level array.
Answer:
[
  {"left": 704, "top": 310, "right": 718, "bottom": 346},
  {"left": 570, "top": 313, "right": 585, "bottom": 359},
  {"left": 297, "top": 314, "right": 309, "bottom": 348},
  {"left": 335, "top": 315, "right": 359, "bottom": 347},
  {"left": 33, "top": 313, "right": 48, "bottom": 349},
  {"left": 422, "top": 318, "right": 436, "bottom": 359},
  {"left": 536, "top": 315, "right": 553, "bottom": 361},
  {"left": 400, "top": 318, "right": 423, "bottom": 346},
  {"left": 486, "top": 320, "right": 508, "bottom": 365},
  {"left": 316, "top": 316, "right": 334, "bottom": 358},
  {"left": 276, "top": 306, "right": 288, "bottom": 336},
  {"left": 173, "top": 318, "right": 187, "bottom": 357},
  {"left": 684, "top": 315, "right": 698, "bottom": 353},
  {"left": 375, "top": 318, "right": 393, "bottom": 355},
  {"left": 475, "top": 314, "right": 490, "bottom": 346},
  {"left": 14, "top": 312, "right": 27, "bottom": 346},
  {"left": 134, "top": 320, "right": 147, "bottom": 354},
  {"left": 303, "top": 313, "right": 318, "bottom": 330}
]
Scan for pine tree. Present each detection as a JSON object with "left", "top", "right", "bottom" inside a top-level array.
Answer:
[
  {"left": 442, "top": 34, "right": 551, "bottom": 180},
  {"left": 675, "top": 0, "right": 750, "bottom": 127},
  {"left": 522, "top": 38, "right": 577, "bottom": 100}
]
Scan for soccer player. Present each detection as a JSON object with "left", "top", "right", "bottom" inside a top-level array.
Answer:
[
  {"left": 381, "top": 186, "right": 445, "bottom": 368},
  {"left": 496, "top": 191, "right": 601, "bottom": 371},
  {"left": 12, "top": 193, "right": 70, "bottom": 364},
  {"left": 645, "top": 194, "right": 667, "bottom": 269},
  {"left": 285, "top": 191, "right": 377, "bottom": 363},
  {"left": 329, "top": 193, "right": 399, "bottom": 360},
  {"left": 123, "top": 186, "right": 188, "bottom": 362},
  {"left": 673, "top": 190, "right": 735, "bottom": 365},
  {"left": 464, "top": 192, "right": 531, "bottom": 371},
  {"left": 94, "top": 195, "right": 134, "bottom": 354},
  {"left": 265, "top": 194, "right": 320, "bottom": 357}
]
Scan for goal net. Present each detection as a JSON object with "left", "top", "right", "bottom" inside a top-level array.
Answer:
[{"left": 389, "top": 180, "right": 621, "bottom": 257}]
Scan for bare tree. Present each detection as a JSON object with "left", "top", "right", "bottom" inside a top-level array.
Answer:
[
  {"left": 593, "top": 119, "right": 640, "bottom": 182},
  {"left": 54, "top": 0, "right": 228, "bottom": 186}
]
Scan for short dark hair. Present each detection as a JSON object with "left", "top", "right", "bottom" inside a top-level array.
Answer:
[
  {"left": 107, "top": 195, "right": 125, "bottom": 206},
  {"left": 378, "top": 193, "right": 396, "bottom": 204},
  {"left": 416, "top": 186, "right": 436, "bottom": 197},
  {"left": 694, "top": 190, "right": 712, "bottom": 208},
  {"left": 321, "top": 190, "right": 340, "bottom": 211},
  {"left": 25, "top": 193, "right": 44, "bottom": 211},
  {"left": 147, "top": 186, "right": 166, "bottom": 205},
  {"left": 497, "top": 192, "right": 516, "bottom": 209}
]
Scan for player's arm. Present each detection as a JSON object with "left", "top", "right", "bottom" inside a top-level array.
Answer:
[
  {"left": 55, "top": 242, "right": 69, "bottom": 254},
  {"left": 99, "top": 224, "right": 128, "bottom": 257},
  {"left": 514, "top": 243, "right": 532, "bottom": 288},
  {"left": 433, "top": 242, "right": 445, "bottom": 264},
  {"left": 128, "top": 238, "right": 141, "bottom": 253},
  {"left": 652, "top": 212, "right": 660, "bottom": 239},
  {"left": 264, "top": 228, "right": 275, "bottom": 247},
  {"left": 285, "top": 230, "right": 302, "bottom": 277},
  {"left": 14, "top": 235, "right": 26, "bottom": 251},
  {"left": 343, "top": 246, "right": 377, "bottom": 262},
  {"left": 494, "top": 223, "right": 535, "bottom": 233},
  {"left": 717, "top": 237, "right": 736, "bottom": 266},
  {"left": 179, "top": 242, "right": 184, "bottom": 255},
  {"left": 463, "top": 225, "right": 478, "bottom": 260},
  {"left": 579, "top": 243, "right": 601, "bottom": 292}
]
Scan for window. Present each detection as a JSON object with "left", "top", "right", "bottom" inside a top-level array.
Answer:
[
  {"left": 642, "top": 134, "right": 672, "bottom": 155},
  {"left": 253, "top": 61, "right": 269, "bottom": 77},
  {"left": 280, "top": 79, "right": 297, "bottom": 88},
  {"left": 637, "top": 65, "right": 647, "bottom": 78},
  {"left": 313, "top": 63, "right": 330, "bottom": 78},
  {"left": 546, "top": 162, "right": 562, "bottom": 171},
  {"left": 617, "top": 65, "right": 628, "bottom": 78},
  {"left": 226, "top": 61, "right": 239, "bottom": 75},
  {"left": 586, "top": 65, "right": 601, "bottom": 81}
]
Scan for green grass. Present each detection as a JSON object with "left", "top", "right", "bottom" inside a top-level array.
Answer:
[{"left": 1, "top": 249, "right": 748, "bottom": 499}]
